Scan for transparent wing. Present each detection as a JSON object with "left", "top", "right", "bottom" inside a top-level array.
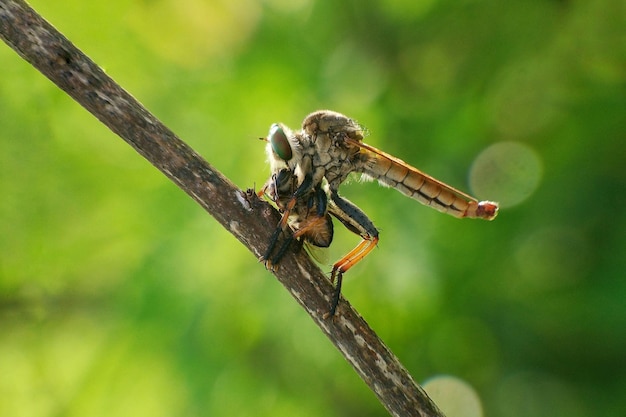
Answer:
[{"left": 303, "top": 242, "right": 330, "bottom": 265}]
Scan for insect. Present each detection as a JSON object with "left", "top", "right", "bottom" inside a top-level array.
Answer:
[{"left": 259, "top": 110, "right": 498, "bottom": 316}]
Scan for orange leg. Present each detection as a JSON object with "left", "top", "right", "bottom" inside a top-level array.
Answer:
[
  {"left": 327, "top": 235, "right": 378, "bottom": 316},
  {"left": 325, "top": 189, "right": 380, "bottom": 317},
  {"left": 331, "top": 236, "right": 379, "bottom": 282}
]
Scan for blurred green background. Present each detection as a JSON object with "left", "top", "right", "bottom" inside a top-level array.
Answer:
[{"left": 1, "top": 0, "right": 624, "bottom": 416}]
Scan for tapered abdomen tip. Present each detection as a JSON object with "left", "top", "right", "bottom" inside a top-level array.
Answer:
[{"left": 475, "top": 201, "right": 499, "bottom": 220}]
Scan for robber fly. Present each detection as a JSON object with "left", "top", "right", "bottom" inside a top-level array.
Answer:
[{"left": 259, "top": 110, "right": 498, "bottom": 316}]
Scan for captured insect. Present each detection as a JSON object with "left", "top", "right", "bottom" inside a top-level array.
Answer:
[{"left": 258, "top": 110, "right": 498, "bottom": 316}]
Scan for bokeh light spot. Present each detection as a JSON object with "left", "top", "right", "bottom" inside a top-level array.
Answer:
[
  {"left": 423, "top": 375, "right": 483, "bottom": 417},
  {"left": 470, "top": 141, "right": 542, "bottom": 209}
]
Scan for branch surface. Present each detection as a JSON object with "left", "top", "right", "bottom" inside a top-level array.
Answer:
[{"left": 0, "top": 1, "right": 444, "bottom": 416}]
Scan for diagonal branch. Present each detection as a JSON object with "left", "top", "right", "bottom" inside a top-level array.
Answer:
[{"left": 0, "top": 1, "right": 445, "bottom": 416}]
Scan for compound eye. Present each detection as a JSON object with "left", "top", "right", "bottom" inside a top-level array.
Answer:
[{"left": 268, "top": 124, "right": 293, "bottom": 161}]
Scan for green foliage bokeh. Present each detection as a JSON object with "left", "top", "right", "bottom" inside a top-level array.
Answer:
[{"left": 1, "top": 1, "right": 625, "bottom": 416}]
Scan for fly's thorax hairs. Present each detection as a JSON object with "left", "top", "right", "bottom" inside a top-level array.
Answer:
[
  {"left": 284, "top": 129, "right": 305, "bottom": 171},
  {"left": 294, "top": 154, "right": 314, "bottom": 187}
]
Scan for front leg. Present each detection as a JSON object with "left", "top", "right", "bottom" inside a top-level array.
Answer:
[
  {"left": 327, "top": 190, "right": 379, "bottom": 316},
  {"left": 261, "top": 171, "right": 314, "bottom": 269}
]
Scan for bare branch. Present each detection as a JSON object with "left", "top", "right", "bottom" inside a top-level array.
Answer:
[{"left": 0, "top": 1, "right": 445, "bottom": 416}]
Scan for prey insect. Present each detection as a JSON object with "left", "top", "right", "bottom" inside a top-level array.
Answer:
[{"left": 258, "top": 110, "right": 498, "bottom": 316}]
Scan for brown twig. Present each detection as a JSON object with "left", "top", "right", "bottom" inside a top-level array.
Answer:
[{"left": 0, "top": 1, "right": 445, "bottom": 416}]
